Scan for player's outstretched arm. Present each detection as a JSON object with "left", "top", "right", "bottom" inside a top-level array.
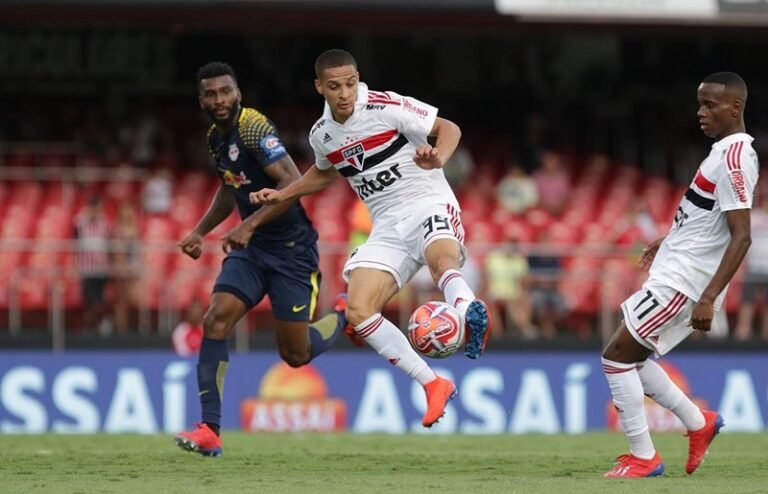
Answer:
[
  {"left": 240, "top": 156, "right": 306, "bottom": 232},
  {"left": 250, "top": 164, "right": 338, "bottom": 205},
  {"left": 690, "top": 209, "right": 752, "bottom": 331},
  {"left": 414, "top": 117, "right": 461, "bottom": 170},
  {"left": 178, "top": 182, "right": 235, "bottom": 259}
]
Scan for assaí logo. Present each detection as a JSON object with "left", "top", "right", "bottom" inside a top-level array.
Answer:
[{"left": 239, "top": 362, "right": 346, "bottom": 432}]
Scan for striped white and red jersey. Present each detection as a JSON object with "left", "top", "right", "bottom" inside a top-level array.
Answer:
[
  {"left": 649, "top": 132, "right": 759, "bottom": 309},
  {"left": 74, "top": 210, "right": 111, "bottom": 275},
  {"left": 309, "top": 83, "right": 459, "bottom": 223}
]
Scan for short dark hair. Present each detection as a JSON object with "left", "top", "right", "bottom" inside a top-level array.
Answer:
[
  {"left": 197, "top": 61, "right": 237, "bottom": 87},
  {"left": 702, "top": 71, "right": 747, "bottom": 100},
  {"left": 314, "top": 49, "right": 357, "bottom": 78}
]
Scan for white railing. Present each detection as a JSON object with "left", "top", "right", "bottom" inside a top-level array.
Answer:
[{"left": 0, "top": 239, "right": 651, "bottom": 347}]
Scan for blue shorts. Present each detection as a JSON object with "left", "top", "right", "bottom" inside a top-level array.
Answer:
[{"left": 213, "top": 242, "right": 321, "bottom": 321}]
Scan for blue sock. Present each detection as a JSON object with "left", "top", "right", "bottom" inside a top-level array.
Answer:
[
  {"left": 308, "top": 310, "right": 346, "bottom": 360},
  {"left": 197, "top": 337, "right": 229, "bottom": 432}
]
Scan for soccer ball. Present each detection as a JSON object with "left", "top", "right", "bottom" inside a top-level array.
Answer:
[{"left": 407, "top": 301, "right": 465, "bottom": 358}]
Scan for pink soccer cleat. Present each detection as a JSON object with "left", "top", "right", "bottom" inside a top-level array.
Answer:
[
  {"left": 685, "top": 409, "right": 724, "bottom": 474},
  {"left": 175, "top": 422, "right": 223, "bottom": 457},
  {"left": 422, "top": 376, "right": 457, "bottom": 427},
  {"left": 603, "top": 452, "right": 665, "bottom": 478}
]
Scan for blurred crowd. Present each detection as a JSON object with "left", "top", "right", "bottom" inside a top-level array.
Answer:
[
  {"left": 3, "top": 26, "right": 768, "bottom": 344},
  {"left": 4, "top": 100, "right": 762, "bottom": 346}
]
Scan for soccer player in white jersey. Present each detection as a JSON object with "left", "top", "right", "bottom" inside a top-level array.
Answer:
[
  {"left": 602, "top": 72, "right": 758, "bottom": 478},
  {"left": 250, "top": 49, "right": 491, "bottom": 427}
]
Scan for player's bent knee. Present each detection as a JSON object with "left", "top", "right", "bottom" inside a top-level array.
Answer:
[
  {"left": 202, "top": 311, "right": 234, "bottom": 340},
  {"left": 428, "top": 257, "right": 460, "bottom": 281},
  {"left": 601, "top": 345, "right": 618, "bottom": 361},
  {"left": 280, "top": 349, "right": 311, "bottom": 368},
  {"left": 345, "top": 305, "right": 373, "bottom": 328}
]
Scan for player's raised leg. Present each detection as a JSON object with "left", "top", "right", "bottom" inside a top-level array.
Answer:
[
  {"left": 346, "top": 267, "right": 455, "bottom": 427},
  {"left": 637, "top": 358, "right": 723, "bottom": 474},
  {"left": 601, "top": 322, "right": 665, "bottom": 478},
  {"left": 175, "top": 291, "right": 246, "bottom": 457},
  {"left": 424, "top": 237, "right": 489, "bottom": 359}
]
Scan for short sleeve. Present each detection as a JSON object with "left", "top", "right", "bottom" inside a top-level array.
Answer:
[
  {"left": 717, "top": 143, "right": 758, "bottom": 212},
  {"left": 395, "top": 95, "right": 438, "bottom": 140},
  {"left": 310, "top": 138, "right": 333, "bottom": 171},
  {"left": 314, "top": 150, "right": 333, "bottom": 170},
  {"left": 308, "top": 118, "right": 333, "bottom": 170},
  {"left": 240, "top": 117, "right": 288, "bottom": 167},
  {"left": 308, "top": 132, "right": 333, "bottom": 171}
]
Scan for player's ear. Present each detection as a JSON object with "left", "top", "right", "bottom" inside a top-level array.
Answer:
[
  {"left": 732, "top": 99, "right": 743, "bottom": 117},
  {"left": 314, "top": 79, "right": 323, "bottom": 95}
]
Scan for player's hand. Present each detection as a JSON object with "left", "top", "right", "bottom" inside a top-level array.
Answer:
[
  {"left": 689, "top": 299, "right": 714, "bottom": 331},
  {"left": 638, "top": 237, "right": 665, "bottom": 270},
  {"left": 413, "top": 145, "right": 444, "bottom": 169},
  {"left": 177, "top": 232, "right": 203, "bottom": 260},
  {"left": 249, "top": 188, "right": 284, "bottom": 205},
  {"left": 220, "top": 223, "right": 254, "bottom": 254}
]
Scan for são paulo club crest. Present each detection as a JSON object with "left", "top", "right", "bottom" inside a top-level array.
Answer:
[
  {"left": 228, "top": 143, "right": 240, "bottom": 162},
  {"left": 342, "top": 143, "right": 365, "bottom": 170}
]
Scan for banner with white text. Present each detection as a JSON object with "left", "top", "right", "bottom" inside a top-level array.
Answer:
[{"left": 0, "top": 351, "right": 765, "bottom": 434}]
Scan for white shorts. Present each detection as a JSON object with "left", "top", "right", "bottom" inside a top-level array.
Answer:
[
  {"left": 343, "top": 202, "right": 466, "bottom": 288},
  {"left": 620, "top": 280, "right": 695, "bottom": 356}
]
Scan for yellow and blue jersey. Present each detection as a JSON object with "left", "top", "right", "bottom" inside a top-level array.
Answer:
[{"left": 207, "top": 107, "right": 317, "bottom": 251}]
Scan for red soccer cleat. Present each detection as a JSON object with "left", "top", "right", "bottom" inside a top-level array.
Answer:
[
  {"left": 685, "top": 409, "right": 724, "bottom": 474},
  {"left": 335, "top": 293, "right": 364, "bottom": 347},
  {"left": 603, "top": 452, "right": 665, "bottom": 478},
  {"left": 175, "top": 422, "right": 223, "bottom": 457},
  {"left": 422, "top": 376, "right": 457, "bottom": 427}
]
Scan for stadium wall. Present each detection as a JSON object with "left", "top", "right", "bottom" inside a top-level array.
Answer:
[{"left": 0, "top": 351, "right": 765, "bottom": 434}]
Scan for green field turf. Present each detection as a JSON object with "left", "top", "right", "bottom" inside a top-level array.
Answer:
[{"left": 0, "top": 432, "right": 766, "bottom": 493}]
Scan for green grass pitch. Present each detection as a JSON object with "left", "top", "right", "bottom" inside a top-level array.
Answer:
[{"left": 1, "top": 432, "right": 766, "bottom": 493}]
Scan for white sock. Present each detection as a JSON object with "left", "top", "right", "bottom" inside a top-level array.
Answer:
[
  {"left": 438, "top": 269, "right": 475, "bottom": 318},
  {"left": 602, "top": 358, "right": 656, "bottom": 459},
  {"left": 637, "top": 359, "right": 705, "bottom": 431},
  {"left": 355, "top": 313, "right": 437, "bottom": 386}
]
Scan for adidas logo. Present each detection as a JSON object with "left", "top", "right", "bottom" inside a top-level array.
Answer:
[{"left": 322, "top": 133, "right": 333, "bottom": 144}]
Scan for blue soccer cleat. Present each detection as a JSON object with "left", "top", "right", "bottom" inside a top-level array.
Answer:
[{"left": 463, "top": 299, "right": 490, "bottom": 359}]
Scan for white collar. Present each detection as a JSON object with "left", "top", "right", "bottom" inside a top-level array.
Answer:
[{"left": 713, "top": 132, "right": 753, "bottom": 150}]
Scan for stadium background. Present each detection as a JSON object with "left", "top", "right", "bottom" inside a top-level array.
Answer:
[{"left": 1, "top": 0, "right": 767, "bottom": 439}]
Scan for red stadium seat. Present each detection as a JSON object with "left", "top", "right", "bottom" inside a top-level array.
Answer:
[
  {"left": 17, "top": 277, "right": 50, "bottom": 310},
  {"left": 136, "top": 275, "right": 161, "bottom": 310},
  {"left": 62, "top": 277, "right": 83, "bottom": 309},
  {"left": 548, "top": 222, "right": 580, "bottom": 245},
  {"left": 464, "top": 220, "right": 499, "bottom": 244}
]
